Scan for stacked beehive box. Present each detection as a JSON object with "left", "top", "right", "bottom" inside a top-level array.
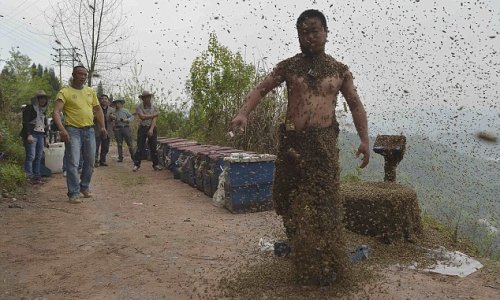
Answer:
[{"left": 157, "top": 137, "right": 276, "bottom": 214}]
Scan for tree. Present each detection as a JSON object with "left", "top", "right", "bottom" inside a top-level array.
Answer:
[
  {"left": 50, "top": 0, "right": 135, "bottom": 86},
  {"left": 97, "top": 81, "right": 104, "bottom": 96},
  {"left": 0, "top": 50, "right": 53, "bottom": 117},
  {"left": 186, "top": 33, "right": 255, "bottom": 143},
  {"left": 47, "top": 68, "right": 61, "bottom": 92}
]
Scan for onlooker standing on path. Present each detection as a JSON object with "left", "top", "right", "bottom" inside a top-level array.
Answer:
[
  {"left": 109, "top": 99, "right": 134, "bottom": 163},
  {"left": 52, "top": 65, "right": 107, "bottom": 203},
  {"left": 132, "top": 91, "right": 162, "bottom": 172},
  {"left": 20, "top": 90, "right": 49, "bottom": 184},
  {"left": 94, "top": 94, "right": 111, "bottom": 167}
]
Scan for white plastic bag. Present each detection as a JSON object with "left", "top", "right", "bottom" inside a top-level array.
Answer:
[{"left": 212, "top": 167, "right": 228, "bottom": 208}]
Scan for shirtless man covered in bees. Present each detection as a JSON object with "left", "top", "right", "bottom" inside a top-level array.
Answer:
[{"left": 231, "top": 9, "right": 370, "bottom": 285}]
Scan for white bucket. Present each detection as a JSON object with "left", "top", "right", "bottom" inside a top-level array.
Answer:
[{"left": 45, "top": 142, "right": 65, "bottom": 173}]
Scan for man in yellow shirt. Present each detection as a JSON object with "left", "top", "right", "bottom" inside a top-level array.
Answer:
[{"left": 52, "top": 66, "right": 107, "bottom": 203}]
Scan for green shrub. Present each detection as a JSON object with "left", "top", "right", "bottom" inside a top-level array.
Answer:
[
  {"left": 0, "top": 121, "right": 25, "bottom": 164},
  {"left": 0, "top": 161, "right": 26, "bottom": 191}
]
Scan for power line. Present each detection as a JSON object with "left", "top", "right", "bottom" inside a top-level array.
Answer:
[
  {"left": 0, "top": 13, "right": 51, "bottom": 40},
  {"left": 0, "top": 18, "right": 49, "bottom": 46},
  {"left": 0, "top": 26, "right": 51, "bottom": 60},
  {"left": 0, "top": 12, "right": 53, "bottom": 61},
  {"left": 0, "top": 0, "right": 31, "bottom": 19}
]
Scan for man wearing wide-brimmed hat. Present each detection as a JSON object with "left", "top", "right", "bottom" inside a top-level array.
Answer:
[
  {"left": 20, "top": 90, "right": 50, "bottom": 184},
  {"left": 132, "top": 91, "right": 162, "bottom": 172},
  {"left": 109, "top": 98, "right": 134, "bottom": 163}
]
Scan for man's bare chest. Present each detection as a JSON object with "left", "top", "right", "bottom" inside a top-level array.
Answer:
[{"left": 286, "top": 75, "right": 344, "bottom": 96}]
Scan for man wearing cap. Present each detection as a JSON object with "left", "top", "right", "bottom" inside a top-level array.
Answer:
[
  {"left": 94, "top": 94, "right": 111, "bottom": 167},
  {"left": 109, "top": 99, "right": 134, "bottom": 163},
  {"left": 20, "top": 90, "right": 50, "bottom": 184},
  {"left": 52, "top": 65, "right": 107, "bottom": 203},
  {"left": 133, "top": 91, "right": 162, "bottom": 172}
]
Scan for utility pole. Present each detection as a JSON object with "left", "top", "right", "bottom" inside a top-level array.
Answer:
[
  {"left": 51, "top": 43, "right": 80, "bottom": 84},
  {"left": 58, "top": 48, "right": 62, "bottom": 83}
]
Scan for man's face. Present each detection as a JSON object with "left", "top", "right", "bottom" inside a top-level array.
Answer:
[
  {"left": 142, "top": 95, "right": 152, "bottom": 103},
  {"left": 298, "top": 17, "right": 327, "bottom": 56},
  {"left": 99, "top": 96, "right": 109, "bottom": 107},
  {"left": 72, "top": 67, "right": 88, "bottom": 86},
  {"left": 38, "top": 96, "right": 48, "bottom": 107}
]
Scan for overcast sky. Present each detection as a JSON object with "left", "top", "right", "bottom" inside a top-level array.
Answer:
[{"left": 0, "top": 0, "right": 499, "bottom": 158}]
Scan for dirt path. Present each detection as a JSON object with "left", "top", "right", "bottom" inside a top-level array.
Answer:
[{"left": 1, "top": 152, "right": 498, "bottom": 299}]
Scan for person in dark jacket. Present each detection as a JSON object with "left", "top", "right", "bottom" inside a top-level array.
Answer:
[
  {"left": 20, "top": 90, "right": 49, "bottom": 184},
  {"left": 94, "top": 94, "right": 111, "bottom": 166}
]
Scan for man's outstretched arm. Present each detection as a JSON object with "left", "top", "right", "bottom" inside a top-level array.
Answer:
[{"left": 340, "top": 71, "right": 370, "bottom": 168}]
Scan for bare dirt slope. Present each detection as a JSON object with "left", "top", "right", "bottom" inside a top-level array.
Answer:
[{"left": 1, "top": 153, "right": 498, "bottom": 299}]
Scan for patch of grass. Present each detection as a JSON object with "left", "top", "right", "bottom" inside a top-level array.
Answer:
[
  {"left": 342, "top": 167, "right": 362, "bottom": 183},
  {"left": 113, "top": 174, "right": 146, "bottom": 186},
  {"left": 0, "top": 161, "right": 26, "bottom": 191},
  {"left": 0, "top": 121, "right": 25, "bottom": 164}
]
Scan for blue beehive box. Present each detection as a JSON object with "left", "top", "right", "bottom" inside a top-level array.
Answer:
[
  {"left": 204, "top": 149, "right": 245, "bottom": 197},
  {"left": 194, "top": 147, "right": 231, "bottom": 190},
  {"left": 224, "top": 183, "right": 274, "bottom": 213},
  {"left": 164, "top": 139, "right": 195, "bottom": 171},
  {"left": 157, "top": 137, "right": 181, "bottom": 167},
  {"left": 160, "top": 138, "right": 187, "bottom": 159},
  {"left": 179, "top": 145, "right": 216, "bottom": 186},
  {"left": 172, "top": 144, "right": 200, "bottom": 179},
  {"left": 222, "top": 153, "right": 276, "bottom": 213},
  {"left": 169, "top": 141, "right": 199, "bottom": 175}
]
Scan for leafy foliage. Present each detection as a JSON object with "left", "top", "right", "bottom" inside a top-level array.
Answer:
[
  {"left": 0, "top": 121, "right": 26, "bottom": 190},
  {"left": 0, "top": 50, "right": 60, "bottom": 191},
  {"left": 0, "top": 49, "right": 59, "bottom": 116},
  {"left": 186, "top": 33, "right": 255, "bottom": 144}
]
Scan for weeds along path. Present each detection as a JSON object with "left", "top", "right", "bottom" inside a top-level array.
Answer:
[{"left": 0, "top": 152, "right": 498, "bottom": 299}]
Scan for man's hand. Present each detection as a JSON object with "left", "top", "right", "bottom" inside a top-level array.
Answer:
[
  {"left": 100, "top": 128, "right": 108, "bottom": 139},
  {"left": 27, "top": 135, "right": 34, "bottom": 144},
  {"left": 356, "top": 141, "right": 370, "bottom": 168},
  {"left": 59, "top": 129, "right": 70, "bottom": 143},
  {"left": 230, "top": 113, "right": 248, "bottom": 132},
  {"left": 147, "top": 128, "right": 154, "bottom": 137},
  {"left": 44, "top": 137, "right": 49, "bottom": 147}
]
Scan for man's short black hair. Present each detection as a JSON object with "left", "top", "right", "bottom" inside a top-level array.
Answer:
[
  {"left": 99, "top": 94, "right": 109, "bottom": 99},
  {"left": 296, "top": 9, "right": 328, "bottom": 31},
  {"left": 73, "top": 65, "right": 87, "bottom": 73}
]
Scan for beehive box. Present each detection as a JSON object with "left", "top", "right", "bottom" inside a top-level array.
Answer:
[
  {"left": 171, "top": 143, "right": 204, "bottom": 179},
  {"left": 162, "top": 138, "right": 190, "bottom": 162},
  {"left": 168, "top": 141, "right": 199, "bottom": 172},
  {"left": 224, "top": 183, "right": 274, "bottom": 213},
  {"left": 195, "top": 147, "right": 232, "bottom": 191},
  {"left": 203, "top": 149, "right": 245, "bottom": 197},
  {"left": 157, "top": 137, "right": 185, "bottom": 167},
  {"left": 179, "top": 145, "right": 220, "bottom": 186},
  {"left": 222, "top": 153, "right": 276, "bottom": 213}
]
